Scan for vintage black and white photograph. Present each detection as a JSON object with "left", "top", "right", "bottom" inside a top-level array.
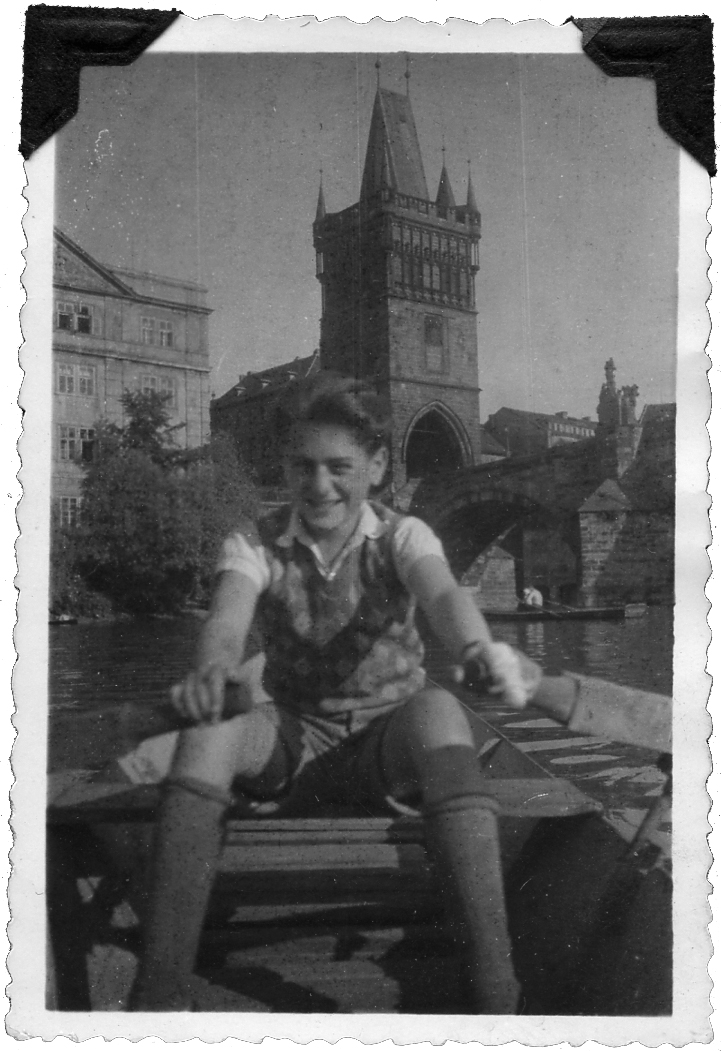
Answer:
[{"left": 13, "top": 13, "right": 712, "bottom": 1042}]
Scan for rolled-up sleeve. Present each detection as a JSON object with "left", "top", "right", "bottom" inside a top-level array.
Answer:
[
  {"left": 392, "top": 516, "right": 448, "bottom": 591},
  {"left": 215, "top": 532, "right": 271, "bottom": 593}
]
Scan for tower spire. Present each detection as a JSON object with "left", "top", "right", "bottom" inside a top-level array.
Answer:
[
  {"left": 405, "top": 54, "right": 411, "bottom": 96},
  {"left": 315, "top": 169, "right": 326, "bottom": 221},
  {"left": 436, "top": 142, "right": 456, "bottom": 213},
  {"left": 466, "top": 160, "right": 479, "bottom": 214},
  {"left": 375, "top": 57, "right": 381, "bottom": 90},
  {"left": 360, "top": 84, "right": 428, "bottom": 200}
]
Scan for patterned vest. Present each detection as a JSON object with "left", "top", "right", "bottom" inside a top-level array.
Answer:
[{"left": 254, "top": 503, "right": 426, "bottom": 716}]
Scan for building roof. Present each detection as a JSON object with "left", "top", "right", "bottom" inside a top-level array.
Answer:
[
  {"left": 360, "top": 88, "right": 429, "bottom": 201},
  {"left": 579, "top": 478, "right": 631, "bottom": 513},
  {"left": 213, "top": 352, "right": 320, "bottom": 407},
  {"left": 487, "top": 406, "right": 597, "bottom": 430},
  {"left": 479, "top": 427, "right": 507, "bottom": 456},
  {"left": 54, "top": 227, "right": 211, "bottom": 310}
]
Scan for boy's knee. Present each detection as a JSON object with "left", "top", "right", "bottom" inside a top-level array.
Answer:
[
  {"left": 404, "top": 688, "right": 474, "bottom": 747},
  {"left": 172, "top": 714, "right": 256, "bottom": 788}
]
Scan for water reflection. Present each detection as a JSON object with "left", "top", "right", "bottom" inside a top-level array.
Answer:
[
  {"left": 49, "top": 607, "right": 673, "bottom": 771},
  {"left": 488, "top": 607, "right": 672, "bottom": 695}
]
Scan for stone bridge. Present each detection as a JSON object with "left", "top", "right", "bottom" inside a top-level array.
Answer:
[
  {"left": 410, "top": 440, "right": 603, "bottom": 572},
  {"left": 409, "top": 414, "right": 675, "bottom": 607}
]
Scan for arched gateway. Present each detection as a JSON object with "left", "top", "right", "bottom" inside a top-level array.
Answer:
[{"left": 403, "top": 404, "right": 472, "bottom": 479}]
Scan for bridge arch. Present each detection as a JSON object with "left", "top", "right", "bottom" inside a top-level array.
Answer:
[
  {"left": 429, "top": 488, "right": 543, "bottom": 577},
  {"left": 402, "top": 402, "right": 472, "bottom": 479}
]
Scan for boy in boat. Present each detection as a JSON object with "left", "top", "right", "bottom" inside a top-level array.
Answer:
[{"left": 130, "top": 373, "right": 539, "bottom": 1012}]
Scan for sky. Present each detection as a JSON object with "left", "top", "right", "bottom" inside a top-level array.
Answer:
[{"left": 56, "top": 51, "right": 679, "bottom": 421}]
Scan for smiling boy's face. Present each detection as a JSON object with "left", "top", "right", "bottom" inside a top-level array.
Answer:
[{"left": 284, "top": 423, "right": 388, "bottom": 539}]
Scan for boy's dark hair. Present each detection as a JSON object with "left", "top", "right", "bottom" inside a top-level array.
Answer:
[{"left": 279, "top": 371, "right": 391, "bottom": 454}]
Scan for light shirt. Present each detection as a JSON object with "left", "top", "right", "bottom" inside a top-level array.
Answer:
[{"left": 216, "top": 501, "right": 446, "bottom": 594}]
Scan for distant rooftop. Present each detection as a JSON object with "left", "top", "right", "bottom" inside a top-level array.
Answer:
[{"left": 213, "top": 351, "right": 319, "bottom": 407}]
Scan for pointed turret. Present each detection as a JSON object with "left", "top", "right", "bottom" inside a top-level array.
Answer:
[
  {"left": 360, "top": 88, "right": 428, "bottom": 202},
  {"left": 466, "top": 169, "right": 479, "bottom": 214},
  {"left": 315, "top": 176, "right": 326, "bottom": 221},
  {"left": 379, "top": 142, "right": 391, "bottom": 190},
  {"left": 436, "top": 163, "right": 456, "bottom": 213}
]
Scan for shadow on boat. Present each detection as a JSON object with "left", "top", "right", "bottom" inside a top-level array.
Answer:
[{"left": 47, "top": 711, "right": 671, "bottom": 1015}]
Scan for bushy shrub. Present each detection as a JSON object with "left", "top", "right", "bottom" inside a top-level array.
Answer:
[
  {"left": 64, "top": 391, "right": 258, "bottom": 615},
  {"left": 49, "top": 518, "right": 114, "bottom": 618}
]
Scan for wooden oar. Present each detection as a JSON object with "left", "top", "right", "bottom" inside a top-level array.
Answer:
[
  {"left": 50, "top": 656, "right": 671, "bottom": 778},
  {"left": 461, "top": 654, "right": 671, "bottom": 754}
]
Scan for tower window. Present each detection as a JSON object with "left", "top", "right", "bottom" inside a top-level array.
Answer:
[{"left": 424, "top": 314, "right": 446, "bottom": 373}]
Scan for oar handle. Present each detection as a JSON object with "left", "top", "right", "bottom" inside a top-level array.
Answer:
[{"left": 140, "top": 682, "right": 256, "bottom": 736}]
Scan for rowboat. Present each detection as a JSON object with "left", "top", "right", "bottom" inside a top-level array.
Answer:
[
  {"left": 47, "top": 695, "right": 671, "bottom": 1015},
  {"left": 484, "top": 603, "right": 647, "bottom": 623}
]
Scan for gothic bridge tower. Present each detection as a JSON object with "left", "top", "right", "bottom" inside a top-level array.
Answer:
[{"left": 313, "top": 84, "right": 482, "bottom": 491}]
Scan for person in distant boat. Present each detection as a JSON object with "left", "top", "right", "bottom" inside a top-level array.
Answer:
[
  {"left": 129, "top": 373, "right": 541, "bottom": 1014},
  {"left": 521, "top": 585, "right": 544, "bottom": 609}
]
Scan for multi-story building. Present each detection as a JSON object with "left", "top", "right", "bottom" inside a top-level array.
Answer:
[
  {"left": 52, "top": 229, "right": 211, "bottom": 524},
  {"left": 484, "top": 406, "right": 598, "bottom": 459},
  {"left": 313, "top": 86, "right": 483, "bottom": 490},
  {"left": 210, "top": 353, "right": 320, "bottom": 488}
]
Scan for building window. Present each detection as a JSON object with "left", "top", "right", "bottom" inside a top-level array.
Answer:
[
  {"left": 78, "top": 365, "right": 95, "bottom": 396},
  {"left": 159, "top": 320, "right": 174, "bottom": 347},
  {"left": 57, "top": 363, "right": 75, "bottom": 394},
  {"left": 57, "top": 301, "right": 74, "bottom": 331},
  {"left": 58, "top": 496, "right": 81, "bottom": 527},
  {"left": 76, "top": 305, "right": 92, "bottom": 334},
  {"left": 424, "top": 314, "right": 446, "bottom": 372},
  {"left": 60, "top": 426, "right": 95, "bottom": 462},
  {"left": 141, "top": 317, "right": 156, "bottom": 345},
  {"left": 159, "top": 376, "right": 176, "bottom": 407},
  {"left": 141, "top": 374, "right": 176, "bottom": 408},
  {"left": 55, "top": 300, "right": 99, "bottom": 335},
  {"left": 56, "top": 363, "right": 96, "bottom": 396}
]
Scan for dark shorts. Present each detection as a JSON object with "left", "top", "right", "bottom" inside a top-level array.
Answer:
[
  {"left": 117, "top": 699, "right": 420, "bottom": 816},
  {"left": 231, "top": 701, "right": 410, "bottom": 815}
]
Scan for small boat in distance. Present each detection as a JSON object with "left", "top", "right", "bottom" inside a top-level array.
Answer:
[{"left": 483, "top": 603, "right": 648, "bottom": 623}]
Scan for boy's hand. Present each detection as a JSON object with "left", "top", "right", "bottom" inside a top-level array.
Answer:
[
  {"left": 170, "top": 665, "right": 253, "bottom": 725},
  {"left": 453, "top": 642, "right": 542, "bottom": 710}
]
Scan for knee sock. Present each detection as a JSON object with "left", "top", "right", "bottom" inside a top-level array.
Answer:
[
  {"left": 423, "top": 745, "right": 521, "bottom": 1014},
  {"left": 128, "top": 776, "right": 232, "bottom": 1011}
]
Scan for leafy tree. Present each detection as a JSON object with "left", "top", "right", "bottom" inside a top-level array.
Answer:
[
  {"left": 72, "top": 391, "right": 257, "bottom": 614},
  {"left": 95, "top": 389, "right": 185, "bottom": 463}
]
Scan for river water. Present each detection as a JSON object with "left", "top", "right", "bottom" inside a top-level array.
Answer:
[{"left": 49, "top": 607, "right": 672, "bottom": 775}]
